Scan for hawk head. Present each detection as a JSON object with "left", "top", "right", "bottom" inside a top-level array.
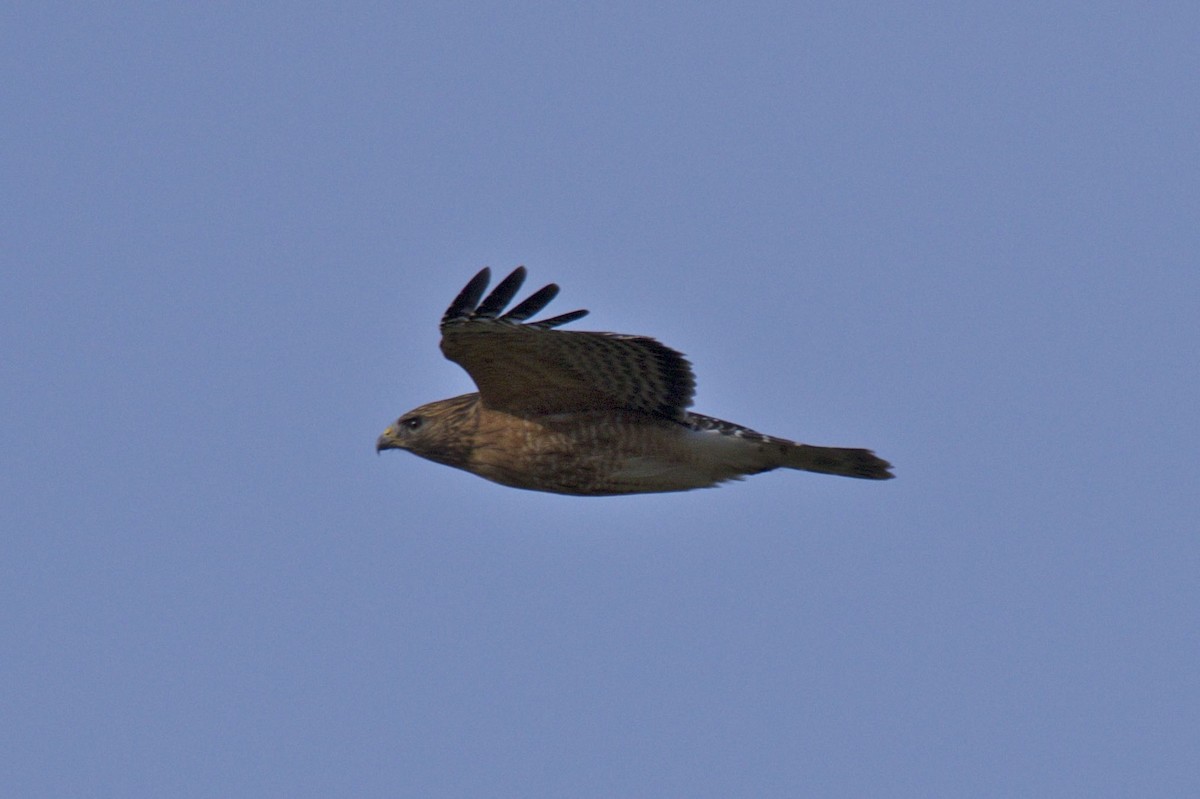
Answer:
[{"left": 376, "top": 393, "right": 479, "bottom": 470}]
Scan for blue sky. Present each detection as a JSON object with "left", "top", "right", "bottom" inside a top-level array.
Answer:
[{"left": 5, "top": 3, "right": 1198, "bottom": 796}]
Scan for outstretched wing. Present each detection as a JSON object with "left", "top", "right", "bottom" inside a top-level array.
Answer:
[{"left": 439, "top": 267, "right": 696, "bottom": 419}]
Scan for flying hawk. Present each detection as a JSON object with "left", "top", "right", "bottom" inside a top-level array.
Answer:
[{"left": 377, "top": 267, "right": 893, "bottom": 495}]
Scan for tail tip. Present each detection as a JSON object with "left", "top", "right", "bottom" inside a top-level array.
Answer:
[{"left": 798, "top": 446, "right": 894, "bottom": 480}]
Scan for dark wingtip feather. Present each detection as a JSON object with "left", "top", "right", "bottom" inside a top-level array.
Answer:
[
  {"left": 530, "top": 309, "right": 590, "bottom": 329},
  {"left": 502, "top": 283, "right": 560, "bottom": 322},
  {"left": 442, "top": 268, "right": 492, "bottom": 324},
  {"left": 440, "top": 267, "right": 589, "bottom": 331},
  {"left": 474, "top": 267, "right": 527, "bottom": 318}
]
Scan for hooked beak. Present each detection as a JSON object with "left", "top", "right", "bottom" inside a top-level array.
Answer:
[{"left": 376, "top": 429, "right": 401, "bottom": 454}]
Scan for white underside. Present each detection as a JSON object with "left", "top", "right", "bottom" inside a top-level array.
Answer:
[{"left": 607, "top": 427, "right": 774, "bottom": 491}]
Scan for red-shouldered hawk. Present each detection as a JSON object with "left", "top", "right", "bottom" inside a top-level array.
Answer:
[{"left": 376, "top": 267, "right": 893, "bottom": 495}]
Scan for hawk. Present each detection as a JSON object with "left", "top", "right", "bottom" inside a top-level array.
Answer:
[{"left": 377, "top": 267, "right": 893, "bottom": 495}]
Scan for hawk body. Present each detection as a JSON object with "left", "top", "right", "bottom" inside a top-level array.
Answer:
[{"left": 378, "top": 268, "right": 893, "bottom": 495}]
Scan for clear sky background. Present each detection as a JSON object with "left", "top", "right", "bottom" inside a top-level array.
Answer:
[{"left": 5, "top": 3, "right": 1198, "bottom": 797}]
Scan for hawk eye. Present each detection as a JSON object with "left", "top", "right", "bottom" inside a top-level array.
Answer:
[{"left": 402, "top": 416, "right": 424, "bottom": 431}]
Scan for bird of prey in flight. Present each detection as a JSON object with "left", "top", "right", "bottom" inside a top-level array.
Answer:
[{"left": 377, "top": 267, "right": 893, "bottom": 495}]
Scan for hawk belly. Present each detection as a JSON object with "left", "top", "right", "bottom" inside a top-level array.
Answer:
[{"left": 466, "top": 410, "right": 785, "bottom": 496}]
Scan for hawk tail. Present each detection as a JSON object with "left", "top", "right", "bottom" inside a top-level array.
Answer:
[{"left": 783, "top": 444, "right": 894, "bottom": 480}]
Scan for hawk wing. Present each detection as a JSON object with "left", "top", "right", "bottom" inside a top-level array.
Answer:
[{"left": 439, "top": 267, "right": 696, "bottom": 419}]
